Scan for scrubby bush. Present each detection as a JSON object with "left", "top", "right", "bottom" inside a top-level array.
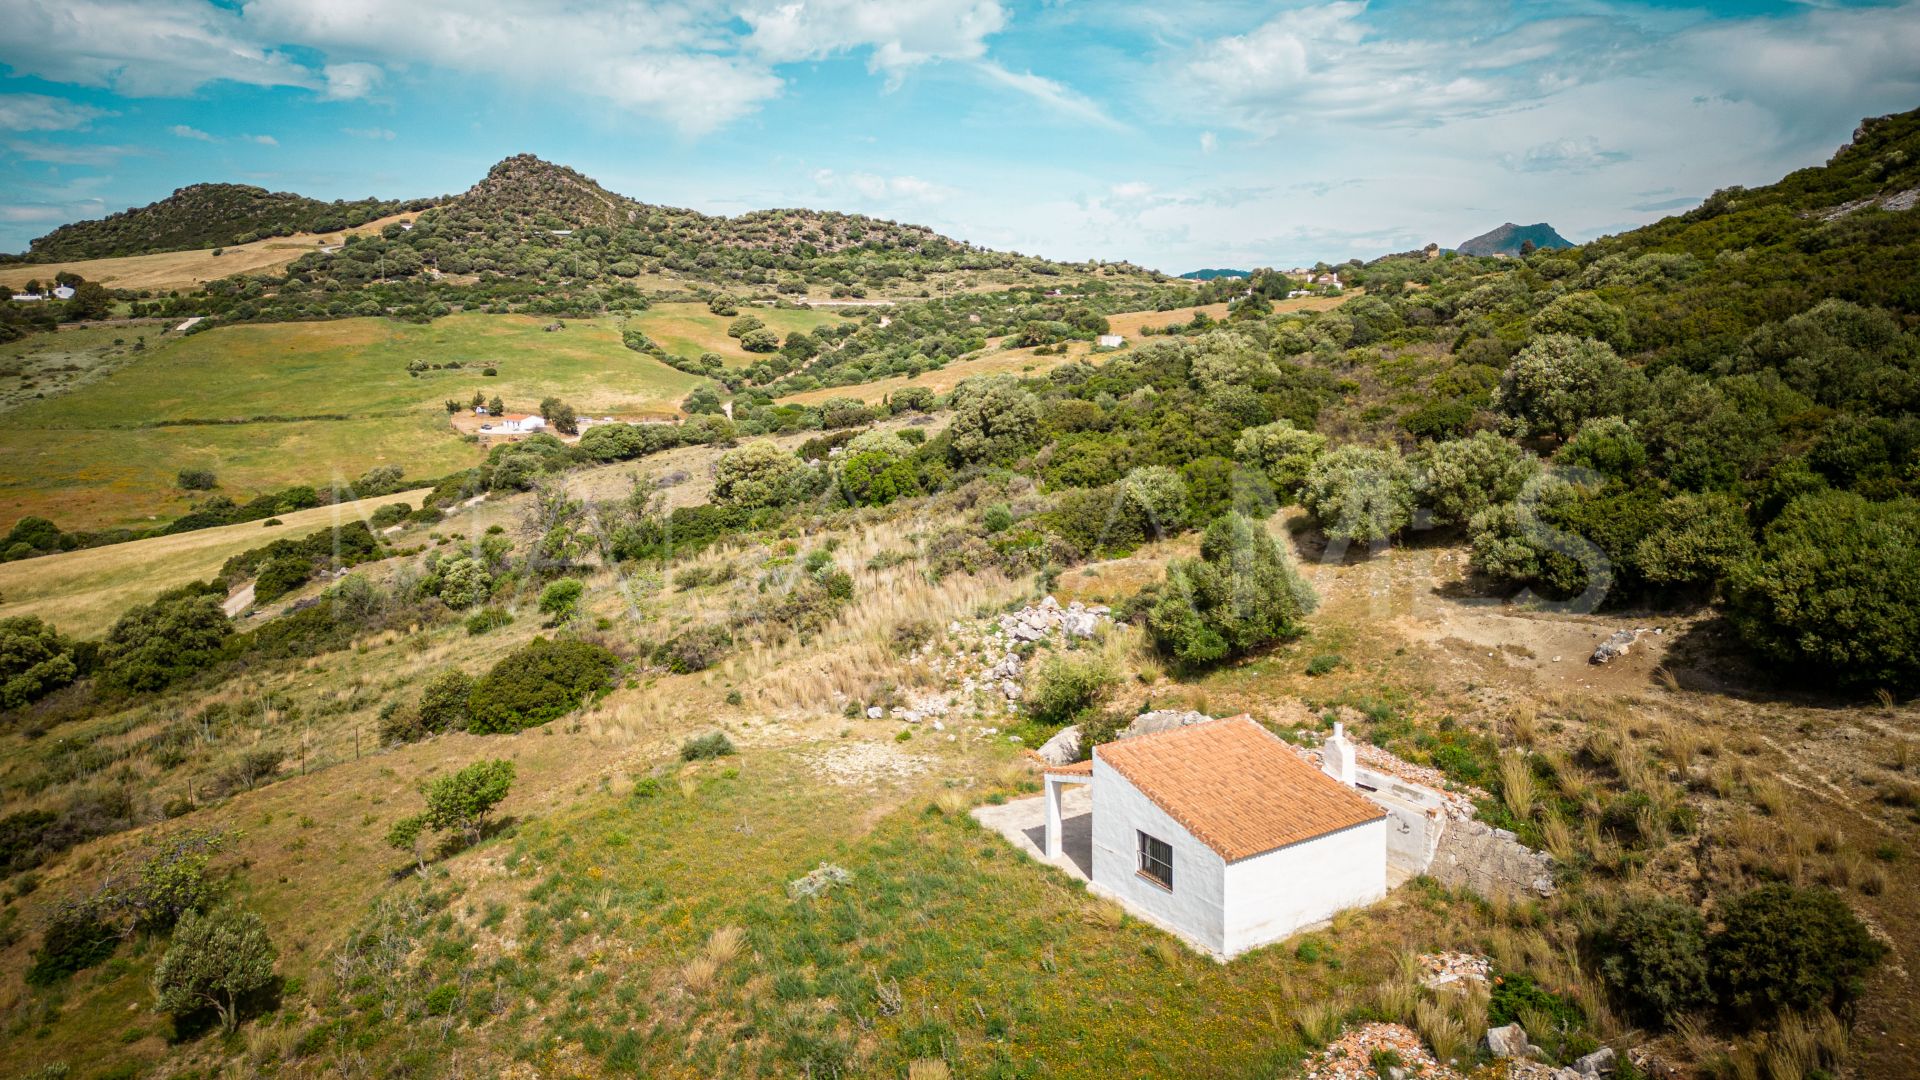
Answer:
[
  {"left": 465, "top": 607, "right": 513, "bottom": 635},
  {"left": 26, "top": 902, "right": 118, "bottom": 985},
  {"left": 680, "top": 732, "right": 736, "bottom": 760},
  {"left": 1633, "top": 492, "right": 1754, "bottom": 588},
  {"left": 713, "top": 441, "right": 816, "bottom": 509},
  {"left": 466, "top": 637, "right": 619, "bottom": 733},
  {"left": 415, "top": 668, "right": 473, "bottom": 735},
  {"left": 98, "top": 590, "right": 231, "bottom": 694},
  {"left": 1301, "top": 444, "right": 1417, "bottom": 544},
  {"left": 1708, "top": 884, "right": 1885, "bottom": 1018},
  {"left": 835, "top": 430, "right": 919, "bottom": 507},
  {"left": 654, "top": 624, "right": 732, "bottom": 673},
  {"left": 1494, "top": 334, "right": 1643, "bottom": 440},
  {"left": 1234, "top": 420, "right": 1326, "bottom": 499},
  {"left": 1023, "top": 650, "right": 1118, "bottom": 727},
  {"left": 1589, "top": 896, "right": 1712, "bottom": 1023},
  {"left": 1557, "top": 416, "right": 1647, "bottom": 481},
  {"left": 538, "top": 577, "right": 585, "bottom": 622},
  {"left": 1422, "top": 431, "right": 1536, "bottom": 528},
  {"left": 151, "top": 905, "right": 278, "bottom": 1033},
  {"left": 436, "top": 556, "right": 492, "bottom": 609},
  {"left": 176, "top": 468, "right": 218, "bottom": 491},
  {"left": 0, "top": 615, "right": 82, "bottom": 711},
  {"left": 947, "top": 376, "right": 1040, "bottom": 465},
  {"left": 1727, "top": 491, "right": 1920, "bottom": 687},
  {"left": 1145, "top": 512, "right": 1317, "bottom": 671},
  {"left": 1116, "top": 465, "right": 1189, "bottom": 535}
]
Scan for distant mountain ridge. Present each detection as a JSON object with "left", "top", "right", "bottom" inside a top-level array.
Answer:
[
  {"left": 1180, "top": 268, "right": 1250, "bottom": 280},
  {"left": 1457, "top": 222, "right": 1572, "bottom": 257},
  {"left": 10, "top": 183, "right": 435, "bottom": 262}
]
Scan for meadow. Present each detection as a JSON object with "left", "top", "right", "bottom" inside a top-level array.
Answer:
[
  {"left": 0, "top": 313, "right": 706, "bottom": 530},
  {"left": 628, "top": 301, "right": 842, "bottom": 368},
  {"left": 0, "top": 486, "right": 430, "bottom": 638}
]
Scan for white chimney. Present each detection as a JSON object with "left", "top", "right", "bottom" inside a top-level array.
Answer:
[{"left": 1322, "top": 721, "right": 1356, "bottom": 786}]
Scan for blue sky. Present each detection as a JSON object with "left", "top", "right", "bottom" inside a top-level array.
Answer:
[{"left": 3, "top": 0, "right": 1918, "bottom": 271}]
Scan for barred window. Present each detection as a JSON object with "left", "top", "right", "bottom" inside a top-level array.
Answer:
[{"left": 1138, "top": 831, "right": 1174, "bottom": 890}]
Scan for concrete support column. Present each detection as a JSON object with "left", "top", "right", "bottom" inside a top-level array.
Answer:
[{"left": 1044, "top": 775, "right": 1064, "bottom": 859}]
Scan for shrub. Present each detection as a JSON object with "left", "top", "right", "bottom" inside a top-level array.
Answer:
[
  {"left": 1146, "top": 512, "right": 1317, "bottom": 671},
  {"left": 253, "top": 554, "right": 312, "bottom": 603},
  {"left": 1589, "top": 896, "right": 1712, "bottom": 1023},
  {"left": 1422, "top": 431, "right": 1536, "bottom": 528},
  {"left": 1558, "top": 416, "right": 1647, "bottom": 481},
  {"left": 1305, "top": 653, "right": 1342, "bottom": 676},
  {"left": 464, "top": 607, "right": 513, "bottom": 635},
  {"left": 538, "top": 577, "right": 585, "bottom": 622},
  {"left": 151, "top": 905, "right": 278, "bottom": 1033},
  {"left": 1633, "top": 492, "right": 1755, "bottom": 588},
  {"left": 712, "top": 441, "right": 815, "bottom": 509},
  {"left": 1117, "top": 465, "right": 1189, "bottom": 535},
  {"left": 947, "top": 376, "right": 1040, "bottom": 465},
  {"left": 1708, "top": 884, "right": 1886, "bottom": 1018},
  {"left": 1726, "top": 491, "right": 1920, "bottom": 687},
  {"left": 1023, "top": 650, "right": 1118, "bottom": 727},
  {"left": 466, "top": 637, "right": 619, "bottom": 733},
  {"left": 654, "top": 624, "right": 732, "bottom": 673},
  {"left": 680, "top": 732, "right": 736, "bottom": 760},
  {"left": 1493, "top": 334, "right": 1643, "bottom": 440},
  {"left": 176, "top": 468, "right": 217, "bottom": 491},
  {"left": 1301, "top": 444, "right": 1417, "bottom": 544},
  {"left": 436, "top": 555, "right": 492, "bottom": 609},
  {"left": 420, "top": 758, "right": 515, "bottom": 844},
  {"left": 26, "top": 902, "right": 118, "bottom": 985},
  {"left": 0, "top": 615, "right": 82, "bottom": 711},
  {"left": 416, "top": 668, "right": 473, "bottom": 735},
  {"left": 1234, "top": 421, "right": 1326, "bottom": 499},
  {"left": 98, "top": 591, "right": 232, "bottom": 694}
]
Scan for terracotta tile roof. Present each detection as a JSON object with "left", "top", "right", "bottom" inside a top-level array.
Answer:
[
  {"left": 1094, "top": 715, "right": 1386, "bottom": 862},
  {"left": 1044, "top": 759, "right": 1093, "bottom": 776}
]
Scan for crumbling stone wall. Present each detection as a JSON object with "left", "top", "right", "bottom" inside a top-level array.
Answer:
[{"left": 1428, "top": 820, "right": 1556, "bottom": 899}]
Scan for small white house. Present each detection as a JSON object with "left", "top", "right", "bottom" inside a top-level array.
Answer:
[
  {"left": 1096, "top": 333, "right": 1125, "bottom": 348},
  {"left": 51, "top": 284, "right": 75, "bottom": 300},
  {"left": 1043, "top": 716, "right": 1387, "bottom": 959},
  {"left": 487, "top": 414, "right": 546, "bottom": 434}
]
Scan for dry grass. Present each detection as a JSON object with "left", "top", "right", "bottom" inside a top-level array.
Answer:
[
  {"left": 1293, "top": 1000, "right": 1343, "bottom": 1045},
  {"left": 1499, "top": 750, "right": 1537, "bottom": 822},
  {"left": 907, "top": 1061, "right": 952, "bottom": 1080}
]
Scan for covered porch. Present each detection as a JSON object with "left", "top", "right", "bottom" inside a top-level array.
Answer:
[{"left": 969, "top": 760, "right": 1093, "bottom": 881}]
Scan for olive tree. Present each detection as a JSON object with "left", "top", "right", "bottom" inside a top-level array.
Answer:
[
  {"left": 713, "top": 440, "right": 815, "bottom": 509},
  {"left": 947, "top": 376, "right": 1040, "bottom": 465},
  {"left": 151, "top": 906, "right": 278, "bottom": 1033},
  {"left": 1493, "top": 334, "right": 1643, "bottom": 440},
  {"left": 0, "top": 615, "right": 80, "bottom": 710},
  {"left": 1301, "top": 445, "right": 1417, "bottom": 544},
  {"left": 1421, "top": 431, "right": 1537, "bottom": 528},
  {"left": 1234, "top": 421, "right": 1326, "bottom": 500}
]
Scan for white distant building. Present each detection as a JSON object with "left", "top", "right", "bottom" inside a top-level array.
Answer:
[
  {"left": 484, "top": 414, "right": 546, "bottom": 434},
  {"left": 51, "top": 285, "right": 75, "bottom": 300},
  {"left": 1042, "top": 716, "right": 1388, "bottom": 959},
  {"left": 9, "top": 292, "right": 44, "bottom": 302},
  {"left": 1096, "top": 333, "right": 1125, "bottom": 348}
]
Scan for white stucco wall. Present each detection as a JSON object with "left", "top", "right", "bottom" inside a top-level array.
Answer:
[
  {"left": 1221, "top": 818, "right": 1387, "bottom": 956},
  {"left": 1088, "top": 761, "right": 1228, "bottom": 955},
  {"left": 1352, "top": 766, "right": 1446, "bottom": 875}
]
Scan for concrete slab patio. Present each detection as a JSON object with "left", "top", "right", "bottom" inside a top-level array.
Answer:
[{"left": 972, "top": 785, "right": 1093, "bottom": 881}]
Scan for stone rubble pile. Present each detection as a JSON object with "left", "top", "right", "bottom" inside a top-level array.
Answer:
[
  {"left": 902, "top": 596, "right": 1112, "bottom": 720},
  {"left": 1589, "top": 626, "right": 1663, "bottom": 665},
  {"left": 1415, "top": 952, "right": 1491, "bottom": 989},
  {"left": 1487, "top": 1022, "right": 1617, "bottom": 1079},
  {"left": 1296, "top": 1023, "right": 1458, "bottom": 1080}
]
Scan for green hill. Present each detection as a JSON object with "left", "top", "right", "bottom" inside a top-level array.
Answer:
[
  {"left": 9, "top": 183, "right": 435, "bottom": 262},
  {"left": 1456, "top": 221, "right": 1572, "bottom": 256}
]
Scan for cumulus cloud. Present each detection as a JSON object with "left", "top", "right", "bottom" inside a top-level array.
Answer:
[
  {"left": 321, "top": 61, "right": 383, "bottom": 101},
  {"left": 169, "top": 124, "right": 216, "bottom": 141},
  {"left": 342, "top": 126, "right": 397, "bottom": 140},
  {"left": 1502, "top": 137, "right": 1630, "bottom": 174},
  {"left": 742, "top": 0, "right": 1006, "bottom": 77},
  {"left": 0, "top": 93, "right": 110, "bottom": 132},
  {"left": 246, "top": 134, "right": 279, "bottom": 146},
  {"left": 1, "top": 0, "right": 319, "bottom": 96},
  {"left": 5, "top": 140, "right": 143, "bottom": 165}
]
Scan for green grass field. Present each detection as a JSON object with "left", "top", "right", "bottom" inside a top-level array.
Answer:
[
  {"left": 627, "top": 302, "right": 843, "bottom": 368},
  {"left": 0, "top": 313, "right": 710, "bottom": 531}
]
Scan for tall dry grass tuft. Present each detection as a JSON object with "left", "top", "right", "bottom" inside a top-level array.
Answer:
[
  {"left": 1500, "top": 751, "right": 1537, "bottom": 823},
  {"left": 705, "top": 925, "right": 746, "bottom": 968},
  {"left": 1414, "top": 998, "right": 1468, "bottom": 1064},
  {"left": 907, "top": 1061, "right": 951, "bottom": 1080},
  {"left": 1293, "top": 1000, "right": 1343, "bottom": 1045}
]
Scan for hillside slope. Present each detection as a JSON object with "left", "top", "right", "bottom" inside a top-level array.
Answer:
[{"left": 10, "top": 183, "right": 434, "bottom": 262}]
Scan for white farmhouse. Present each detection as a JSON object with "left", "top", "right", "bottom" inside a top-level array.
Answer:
[
  {"left": 1041, "top": 716, "right": 1387, "bottom": 959},
  {"left": 487, "top": 414, "right": 546, "bottom": 434},
  {"left": 51, "top": 284, "right": 75, "bottom": 300},
  {"left": 1096, "top": 333, "right": 1125, "bottom": 348}
]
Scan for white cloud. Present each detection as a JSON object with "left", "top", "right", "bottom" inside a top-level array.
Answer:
[
  {"left": 169, "top": 124, "right": 216, "bottom": 141},
  {"left": 742, "top": 0, "right": 1006, "bottom": 78},
  {"left": 321, "top": 61, "right": 383, "bottom": 101},
  {"left": 342, "top": 126, "right": 397, "bottom": 140},
  {"left": 5, "top": 140, "right": 143, "bottom": 165},
  {"left": 844, "top": 171, "right": 953, "bottom": 203},
  {"left": 0, "top": 93, "right": 110, "bottom": 132},
  {"left": 0, "top": 0, "right": 320, "bottom": 96},
  {"left": 1199, "top": 130, "right": 1217, "bottom": 154},
  {"left": 1109, "top": 181, "right": 1153, "bottom": 200},
  {"left": 973, "top": 60, "right": 1126, "bottom": 131},
  {"left": 246, "top": 133, "right": 279, "bottom": 146},
  {"left": 1502, "top": 137, "right": 1629, "bottom": 174}
]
